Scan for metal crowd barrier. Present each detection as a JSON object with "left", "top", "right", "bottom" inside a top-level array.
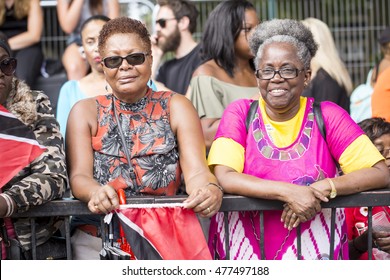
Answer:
[{"left": 10, "top": 188, "right": 390, "bottom": 260}]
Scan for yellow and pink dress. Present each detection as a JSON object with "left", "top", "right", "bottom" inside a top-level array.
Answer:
[{"left": 208, "top": 97, "right": 383, "bottom": 260}]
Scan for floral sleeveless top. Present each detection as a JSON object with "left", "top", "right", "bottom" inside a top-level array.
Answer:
[{"left": 92, "top": 89, "right": 181, "bottom": 196}]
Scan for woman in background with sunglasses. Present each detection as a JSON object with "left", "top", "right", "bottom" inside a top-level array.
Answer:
[
  {"left": 66, "top": 17, "right": 222, "bottom": 260},
  {"left": 0, "top": 35, "right": 67, "bottom": 259}
]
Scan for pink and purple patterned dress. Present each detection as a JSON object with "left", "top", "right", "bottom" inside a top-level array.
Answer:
[{"left": 209, "top": 97, "right": 365, "bottom": 260}]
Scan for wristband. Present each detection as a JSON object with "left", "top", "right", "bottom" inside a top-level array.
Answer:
[{"left": 206, "top": 182, "right": 224, "bottom": 194}]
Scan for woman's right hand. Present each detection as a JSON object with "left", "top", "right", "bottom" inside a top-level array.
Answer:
[
  {"left": 87, "top": 184, "right": 119, "bottom": 214},
  {"left": 281, "top": 185, "right": 328, "bottom": 229}
]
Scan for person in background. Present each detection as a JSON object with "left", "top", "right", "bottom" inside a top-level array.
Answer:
[
  {"left": 301, "top": 17, "right": 353, "bottom": 113},
  {"left": 371, "top": 27, "right": 390, "bottom": 122},
  {"left": 346, "top": 117, "right": 390, "bottom": 260},
  {"left": 57, "top": 0, "right": 119, "bottom": 80},
  {"left": 0, "top": 38, "right": 67, "bottom": 259},
  {"left": 189, "top": 0, "right": 259, "bottom": 151},
  {"left": 66, "top": 17, "right": 223, "bottom": 259},
  {"left": 207, "top": 18, "right": 390, "bottom": 260},
  {"left": 57, "top": 15, "right": 158, "bottom": 138},
  {"left": 371, "top": 27, "right": 390, "bottom": 84},
  {"left": 351, "top": 27, "right": 390, "bottom": 123},
  {"left": 152, "top": 0, "right": 201, "bottom": 94},
  {"left": 0, "top": 0, "right": 43, "bottom": 88},
  {"left": 57, "top": 15, "right": 110, "bottom": 138}
]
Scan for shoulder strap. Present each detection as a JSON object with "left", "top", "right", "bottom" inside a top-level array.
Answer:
[
  {"left": 313, "top": 101, "right": 342, "bottom": 173},
  {"left": 313, "top": 102, "right": 326, "bottom": 141},
  {"left": 246, "top": 100, "right": 259, "bottom": 133}
]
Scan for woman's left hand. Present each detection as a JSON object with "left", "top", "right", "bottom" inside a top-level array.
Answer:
[
  {"left": 183, "top": 184, "right": 223, "bottom": 218},
  {"left": 281, "top": 204, "right": 301, "bottom": 230}
]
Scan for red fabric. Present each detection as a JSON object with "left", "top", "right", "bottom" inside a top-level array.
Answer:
[
  {"left": 117, "top": 206, "right": 212, "bottom": 260},
  {"left": 345, "top": 206, "right": 390, "bottom": 260},
  {"left": 0, "top": 105, "right": 45, "bottom": 188}
]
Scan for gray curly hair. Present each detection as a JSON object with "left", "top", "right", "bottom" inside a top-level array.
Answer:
[{"left": 249, "top": 19, "right": 318, "bottom": 69}]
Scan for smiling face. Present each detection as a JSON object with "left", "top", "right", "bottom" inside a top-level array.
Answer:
[
  {"left": 256, "top": 42, "right": 311, "bottom": 120},
  {"left": 0, "top": 47, "right": 14, "bottom": 106},
  {"left": 81, "top": 19, "right": 107, "bottom": 73},
  {"left": 100, "top": 33, "right": 152, "bottom": 103}
]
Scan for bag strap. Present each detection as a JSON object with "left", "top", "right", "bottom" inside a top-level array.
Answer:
[
  {"left": 313, "top": 102, "right": 341, "bottom": 172},
  {"left": 245, "top": 100, "right": 259, "bottom": 133},
  {"left": 313, "top": 102, "right": 326, "bottom": 140},
  {"left": 111, "top": 95, "right": 138, "bottom": 188}
]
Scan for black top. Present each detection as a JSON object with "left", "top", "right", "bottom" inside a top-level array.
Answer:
[
  {"left": 0, "top": 5, "right": 28, "bottom": 39},
  {"left": 156, "top": 45, "right": 202, "bottom": 95},
  {"left": 302, "top": 68, "right": 350, "bottom": 113}
]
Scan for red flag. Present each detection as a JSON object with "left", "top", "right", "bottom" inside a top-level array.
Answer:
[
  {"left": 0, "top": 105, "right": 46, "bottom": 188},
  {"left": 116, "top": 204, "right": 212, "bottom": 260}
]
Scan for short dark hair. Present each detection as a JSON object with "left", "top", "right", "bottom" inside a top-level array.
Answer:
[
  {"left": 199, "top": 0, "right": 256, "bottom": 77},
  {"left": 80, "top": 15, "right": 111, "bottom": 39},
  {"left": 358, "top": 117, "right": 390, "bottom": 142},
  {"left": 157, "top": 0, "right": 198, "bottom": 33},
  {"left": 98, "top": 17, "right": 151, "bottom": 54}
]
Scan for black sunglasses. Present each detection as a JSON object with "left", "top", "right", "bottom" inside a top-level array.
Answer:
[
  {"left": 155, "top": 18, "right": 177, "bottom": 28},
  {"left": 0, "top": 57, "right": 17, "bottom": 76},
  {"left": 103, "top": 53, "right": 148, "bottom": 69}
]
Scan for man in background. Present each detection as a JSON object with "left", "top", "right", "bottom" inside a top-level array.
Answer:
[{"left": 151, "top": 0, "right": 201, "bottom": 95}]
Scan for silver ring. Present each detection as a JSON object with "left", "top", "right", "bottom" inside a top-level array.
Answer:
[{"left": 207, "top": 207, "right": 211, "bottom": 214}]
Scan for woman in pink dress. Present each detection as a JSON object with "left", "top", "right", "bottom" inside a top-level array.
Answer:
[{"left": 207, "top": 19, "right": 390, "bottom": 260}]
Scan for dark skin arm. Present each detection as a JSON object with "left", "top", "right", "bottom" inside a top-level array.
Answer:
[
  {"left": 349, "top": 228, "right": 390, "bottom": 259},
  {"left": 66, "top": 98, "right": 119, "bottom": 214},
  {"left": 170, "top": 94, "right": 223, "bottom": 217},
  {"left": 200, "top": 118, "right": 220, "bottom": 152}
]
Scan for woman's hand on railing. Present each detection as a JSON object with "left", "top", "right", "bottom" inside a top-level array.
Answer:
[
  {"left": 281, "top": 185, "right": 328, "bottom": 229},
  {"left": 87, "top": 184, "right": 119, "bottom": 214},
  {"left": 183, "top": 183, "right": 223, "bottom": 218}
]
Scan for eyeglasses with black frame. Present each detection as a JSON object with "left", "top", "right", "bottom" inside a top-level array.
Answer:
[
  {"left": 103, "top": 53, "right": 149, "bottom": 69},
  {"left": 155, "top": 18, "right": 177, "bottom": 28},
  {"left": 0, "top": 57, "right": 17, "bottom": 76},
  {"left": 255, "top": 68, "right": 304, "bottom": 80}
]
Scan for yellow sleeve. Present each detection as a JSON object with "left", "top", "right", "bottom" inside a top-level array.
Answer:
[
  {"left": 339, "top": 135, "right": 385, "bottom": 174},
  {"left": 208, "top": 137, "right": 245, "bottom": 173}
]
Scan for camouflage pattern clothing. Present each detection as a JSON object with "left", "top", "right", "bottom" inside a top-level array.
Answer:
[{"left": 1, "top": 78, "right": 68, "bottom": 250}]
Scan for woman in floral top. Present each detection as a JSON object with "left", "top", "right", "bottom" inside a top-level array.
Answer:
[{"left": 66, "top": 17, "right": 223, "bottom": 259}]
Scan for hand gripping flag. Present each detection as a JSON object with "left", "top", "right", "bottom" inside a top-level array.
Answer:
[
  {"left": 0, "top": 105, "right": 46, "bottom": 188},
  {"left": 115, "top": 203, "right": 212, "bottom": 260}
]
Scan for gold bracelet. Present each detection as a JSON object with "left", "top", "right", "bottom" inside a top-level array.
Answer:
[
  {"left": 206, "top": 182, "right": 224, "bottom": 193},
  {"left": 326, "top": 178, "right": 337, "bottom": 199}
]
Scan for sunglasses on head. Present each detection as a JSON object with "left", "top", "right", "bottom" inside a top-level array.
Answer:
[
  {"left": 155, "top": 18, "right": 177, "bottom": 28},
  {"left": 103, "top": 52, "right": 148, "bottom": 69},
  {"left": 0, "top": 57, "right": 17, "bottom": 76}
]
